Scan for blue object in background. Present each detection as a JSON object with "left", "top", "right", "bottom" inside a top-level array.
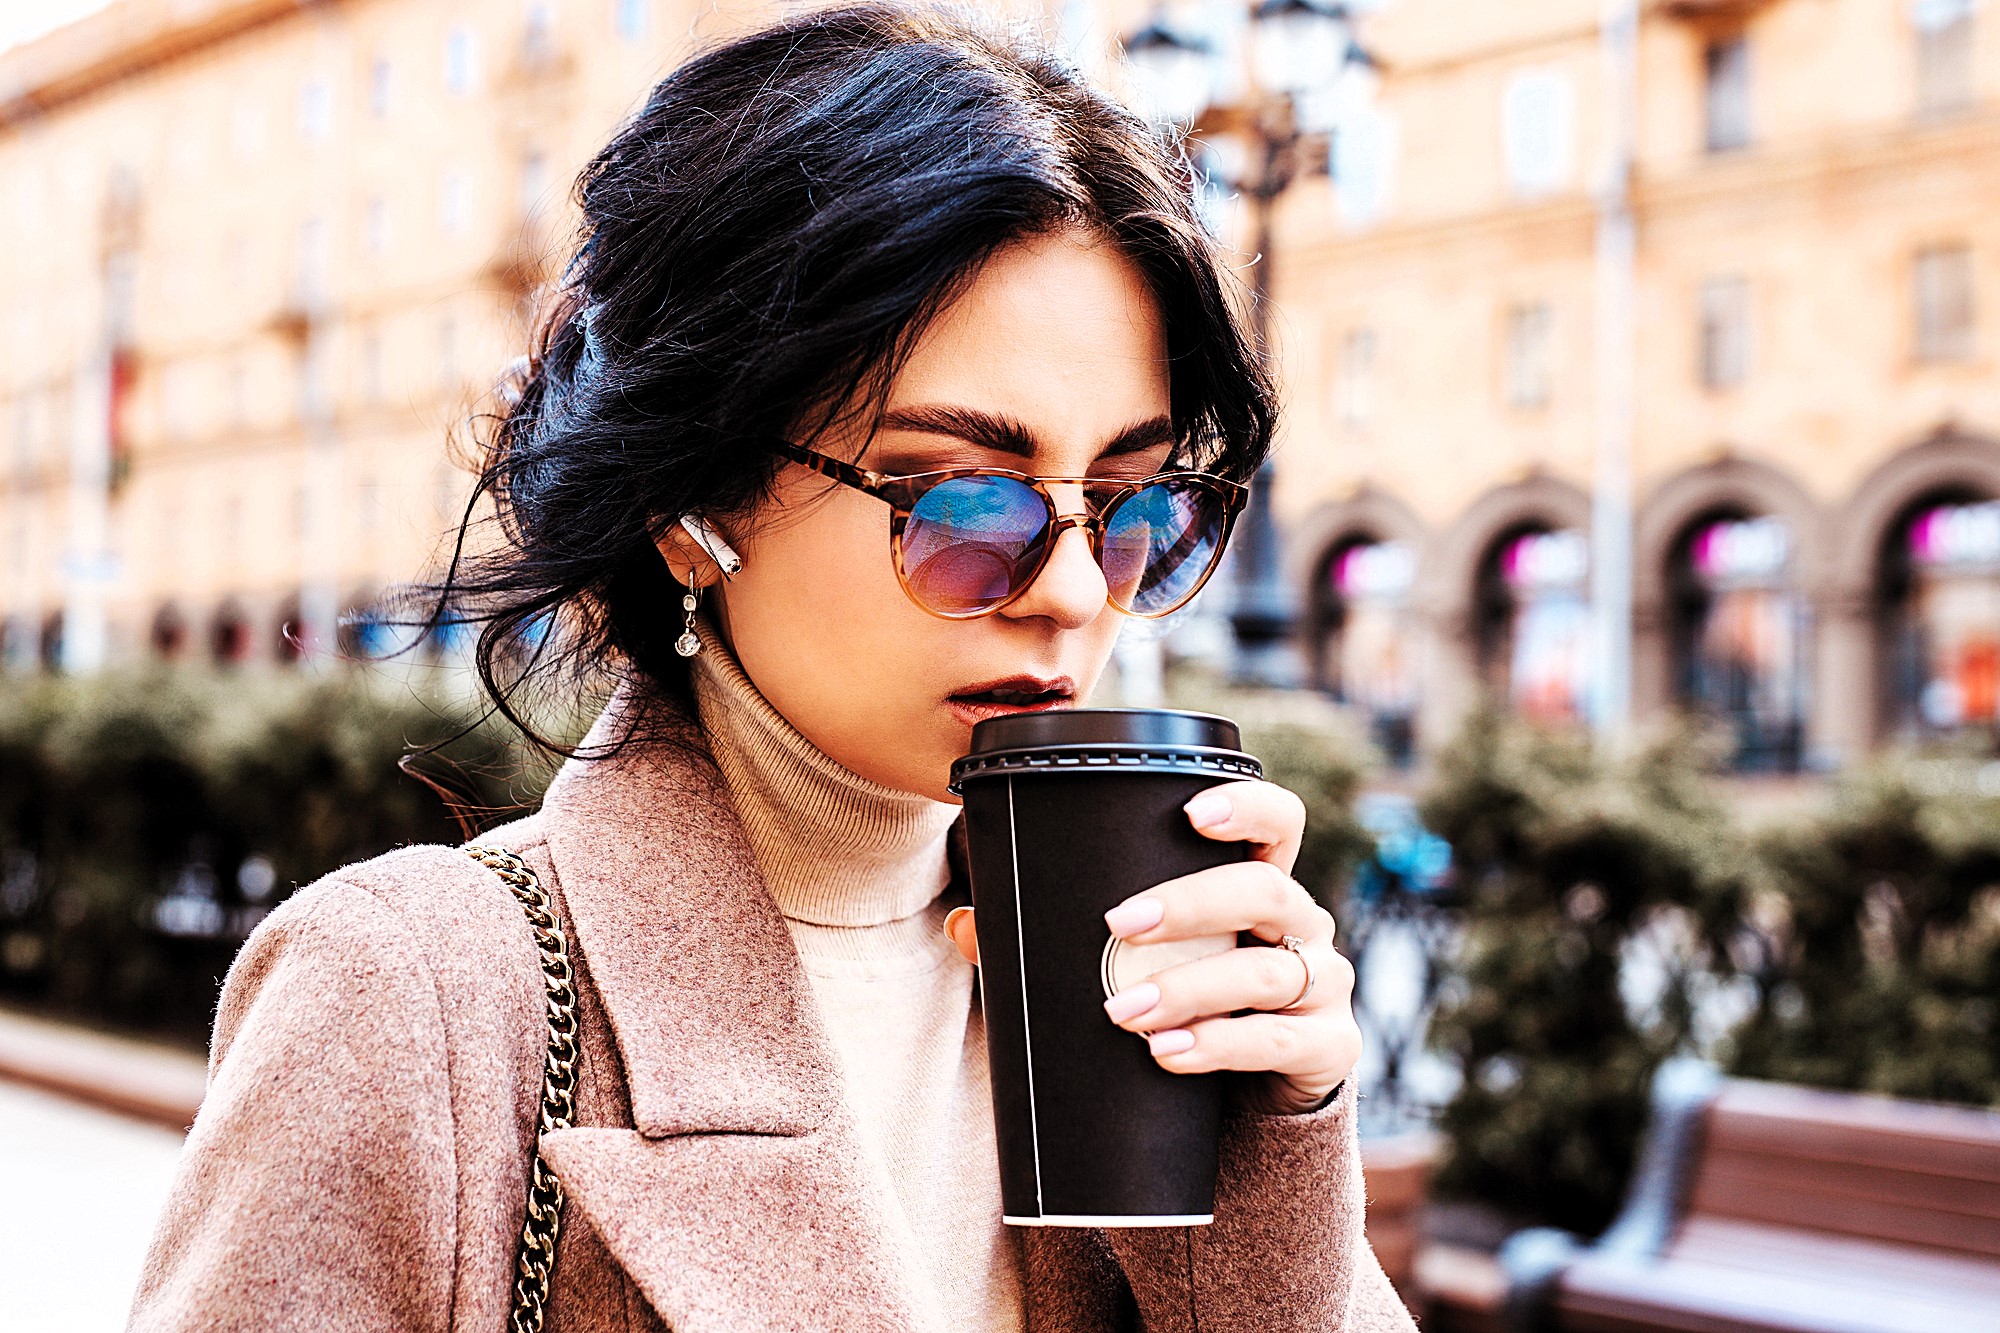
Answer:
[{"left": 1351, "top": 791, "right": 1453, "bottom": 901}]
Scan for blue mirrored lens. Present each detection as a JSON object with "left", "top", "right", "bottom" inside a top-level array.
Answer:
[
  {"left": 1102, "top": 480, "right": 1225, "bottom": 615},
  {"left": 902, "top": 476, "right": 1049, "bottom": 614}
]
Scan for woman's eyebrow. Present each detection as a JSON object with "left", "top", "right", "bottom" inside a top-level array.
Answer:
[{"left": 878, "top": 404, "right": 1177, "bottom": 460}]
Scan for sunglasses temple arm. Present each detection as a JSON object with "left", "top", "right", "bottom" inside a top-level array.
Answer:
[{"left": 773, "top": 440, "right": 886, "bottom": 495}]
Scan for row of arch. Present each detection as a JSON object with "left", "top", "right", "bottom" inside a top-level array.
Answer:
[
  {"left": 142, "top": 596, "right": 473, "bottom": 667},
  {"left": 1293, "top": 432, "right": 2000, "bottom": 768},
  {"left": 15, "top": 594, "right": 473, "bottom": 671}
]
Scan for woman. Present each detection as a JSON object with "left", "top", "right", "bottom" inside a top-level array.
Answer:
[{"left": 131, "top": 6, "right": 1413, "bottom": 1331}]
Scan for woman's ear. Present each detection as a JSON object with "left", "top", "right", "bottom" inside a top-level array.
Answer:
[{"left": 654, "top": 515, "right": 742, "bottom": 587}]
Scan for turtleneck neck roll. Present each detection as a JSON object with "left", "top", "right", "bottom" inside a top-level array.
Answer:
[{"left": 687, "top": 609, "right": 961, "bottom": 930}]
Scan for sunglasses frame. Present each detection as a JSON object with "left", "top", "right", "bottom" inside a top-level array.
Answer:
[{"left": 772, "top": 440, "right": 1250, "bottom": 620}]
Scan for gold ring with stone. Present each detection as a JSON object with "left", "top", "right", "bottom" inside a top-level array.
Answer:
[{"left": 1275, "top": 934, "right": 1315, "bottom": 1011}]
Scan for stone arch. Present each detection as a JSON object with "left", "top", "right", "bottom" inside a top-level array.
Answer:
[
  {"left": 1830, "top": 428, "right": 2000, "bottom": 603},
  {"left": 1287, "top": 486, "right": 1427, "bottom": 697},
  {"left": 1633, "top": 457, "right": 1826, "bottom": 611},
  {"left": 1424, "top": 472, "right": 1591, "bottom": 629},
  {"left": 1420, "top": 472, "right": 1592, "bottom": 746},
  {"left": 1287, "top": 486, "right": 1428, "bottom": 595},
  {"left": 149, "top": 602, "right": 189, "bottom": 660},
  {"left": 209, "top": 600, "right": 250, "bottom": 666},
  {"left": 1629, "top": 457, "right": 1825, "bottom": 734},
  {"left": 1820, "top": 429, "right": 2000, "bottom": 755}
]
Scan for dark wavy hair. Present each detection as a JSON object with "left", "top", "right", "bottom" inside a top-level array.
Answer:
[{"left": 401, "top": 2, "right": 1275, "bottom": 758}]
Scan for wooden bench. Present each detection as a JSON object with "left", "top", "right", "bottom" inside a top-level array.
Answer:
[{"left": 1501, "top": 1060, "right": 2000, "bottom": 1333}]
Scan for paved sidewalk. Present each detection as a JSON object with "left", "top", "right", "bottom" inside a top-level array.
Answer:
[{"left": 0, "top": 1079, "right": 186, "bottom": 1331}]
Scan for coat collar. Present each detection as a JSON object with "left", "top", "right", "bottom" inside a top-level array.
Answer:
[
  {"left": 535, "top": 675, "right": 844, "bottom": 1138},
  {"left": 530, "top": 677, "right": 1004, "bottom": 1330}
]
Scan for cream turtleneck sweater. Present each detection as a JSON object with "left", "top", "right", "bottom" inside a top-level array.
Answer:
[{"left": 688, "top": 614, "right": 1026, "bottom": 1332}]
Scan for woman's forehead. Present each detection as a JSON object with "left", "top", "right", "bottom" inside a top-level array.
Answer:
[{"left": 883, "top": 233, "right": 1171, "bottom": 466}]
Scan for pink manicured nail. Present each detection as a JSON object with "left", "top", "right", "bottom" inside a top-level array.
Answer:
[
  {"left": 1148, "top": 1029, "right": 1195, "bottom": 1056},
  {"left": 1183, "top": 787, "right": 1232, "bottom": 830},
  {"left": 1104, "top": 897, "right": 1165, "bottom": 937},
  {"left": 1103, "top": 982, "right": 1160, "bottom": 1024}
]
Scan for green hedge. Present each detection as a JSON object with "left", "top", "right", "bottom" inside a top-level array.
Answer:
[
  {"left": 1417, "top": 711, "right": 1746, "bottom": 1232},
  {"left": 8, "top": 667, "right": 1994, "bottom": 1240},
  {"left": 1725, "top": 759, "right": 2000, "bottom": 1105},
  {"left": 0, "top": 669, "right": 550, "bottom": 1044},
  {"left": 1417, "top": 707, "right": 2000, "bottom": 1233}
]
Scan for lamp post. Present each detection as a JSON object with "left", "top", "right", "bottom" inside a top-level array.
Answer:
[
  {"left": 1123, "top": 0, "right": 1376, "bottom": 688},
  {"left": 1591, "top": 0, "right": 1640, "bottom": 748}
]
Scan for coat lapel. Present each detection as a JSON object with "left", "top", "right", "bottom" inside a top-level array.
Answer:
[
  {"left": 539, "top": 679, "right": 838, "bottom": 1137},
  {"left": 534, "top": 679, "right": 926, "bottom": 1330},
  {"left": 539, "top": 1128, "right": 925, "bottom": 1331}
]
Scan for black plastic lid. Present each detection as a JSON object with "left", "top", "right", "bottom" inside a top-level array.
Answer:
[
  {"left": 949, "top": 708, "right": 1260, "bottom": 793},
  {"left": 965, "top": 707, "right": 1243, "bottom": 755}
]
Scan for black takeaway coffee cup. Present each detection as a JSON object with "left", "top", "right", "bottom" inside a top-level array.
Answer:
[{"left": 948, "top": 708, "right": 1263, "bottom": 1227}]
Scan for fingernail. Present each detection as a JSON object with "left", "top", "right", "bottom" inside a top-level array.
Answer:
[
  {"left": 1103, "top": 982, "right": 1160, "bottom": 1024},
  {"left": 1104, "top": 897, "right": 1165, "bottom": 937},
  {"left": 1148, "top": 1029, "right": 1195, "bottom": 1056},
  {"left": 1184, "top": 788, "right": 1232, "bottom": 830}
]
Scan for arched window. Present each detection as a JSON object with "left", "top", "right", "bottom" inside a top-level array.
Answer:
[
  {"left": 1672, "top": 515, "right": 1806, "bottom": 770},
  {"left": 150, "top": 604, "right": 188, "bottom": 660},
  {"left": 1890, "top": 498, "right": 2000, "bottom": 739},
  {"left": 1478, "top": 528, "right": 1590, "bottom": 722},
  {"left": 210, "top": 603, "right": 250, "bottom": 666},
  {"left": 1317, "top": 538, "right": 1418, "bottom": 761}
]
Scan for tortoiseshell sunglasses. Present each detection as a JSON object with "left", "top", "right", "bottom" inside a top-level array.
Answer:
[{"left": 772, "top": 440, "right": 1249, "bottom": 620}]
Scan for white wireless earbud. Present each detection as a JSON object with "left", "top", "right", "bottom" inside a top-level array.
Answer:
[{"left": 679, "top": 514, "right": 743, "bottom": 580}]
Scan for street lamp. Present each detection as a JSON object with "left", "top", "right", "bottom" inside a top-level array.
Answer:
[
  {"left": 1122, "top": 0, "right": 1376, "bottom": 688},
  {"left": 1123, "top": 20, "right": 1217, "bottom": 127}
]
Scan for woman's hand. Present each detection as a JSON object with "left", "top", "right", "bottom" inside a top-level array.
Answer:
[{"left": 943, "top": 779, "right": 1361, "bottom": 1115}]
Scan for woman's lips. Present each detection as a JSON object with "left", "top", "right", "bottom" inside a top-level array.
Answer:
[{"left": 946, "top": 674, "right": 1077, "bottom": 726}]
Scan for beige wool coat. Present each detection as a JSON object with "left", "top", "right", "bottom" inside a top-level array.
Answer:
[{"left": 129, "top": 680, "right": 1418, "bottom": 1333}]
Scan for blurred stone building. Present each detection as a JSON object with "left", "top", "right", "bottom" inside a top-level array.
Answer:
[
  {"left": 3, "top": 0, "right": 1999, "bottom": 772},
  {"left": 1267, "top": 0, "right": 2000, "bottom": 768},
  {"left": 0, "top": 0, "right": 1057, "bottom": 677}
]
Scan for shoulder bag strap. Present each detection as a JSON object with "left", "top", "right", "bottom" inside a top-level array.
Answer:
[{"left": 465, "top": 844, "right": 581, "bottom": 1333}]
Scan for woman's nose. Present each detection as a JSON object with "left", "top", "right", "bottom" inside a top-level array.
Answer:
[{"left": 1002, "top": 517, "right": 1108, "bottom": 629}]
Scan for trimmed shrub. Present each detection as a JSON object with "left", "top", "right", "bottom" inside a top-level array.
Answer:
[
  {"left": 1418, "top": 708, "right": 1747, "bottom": 1234},
  {"left": 1725, "top": 757, "right": 2000, "bottom": 1105},
  {"left": 0, "top": 669, "right": 553, "bottom": 1044}
]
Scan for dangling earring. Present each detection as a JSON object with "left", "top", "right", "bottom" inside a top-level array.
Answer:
[{"left": 675, "top": 587, "right": 702, "bottom": 657}]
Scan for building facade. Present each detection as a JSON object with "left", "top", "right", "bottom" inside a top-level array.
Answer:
[
  {"left": 1264, "top": 0, "right": 2000, "bottom": 767},
  {"left": 0, "top": 0, "right": 1055, "bottom": 675},
  {"left": 3, "top": 0, "right": 1998, "bottom": 771}
]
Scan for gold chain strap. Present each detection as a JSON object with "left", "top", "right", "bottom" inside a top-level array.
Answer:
[{"left": 465, "top": 844, "right": 581, "bottom": 1333}]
